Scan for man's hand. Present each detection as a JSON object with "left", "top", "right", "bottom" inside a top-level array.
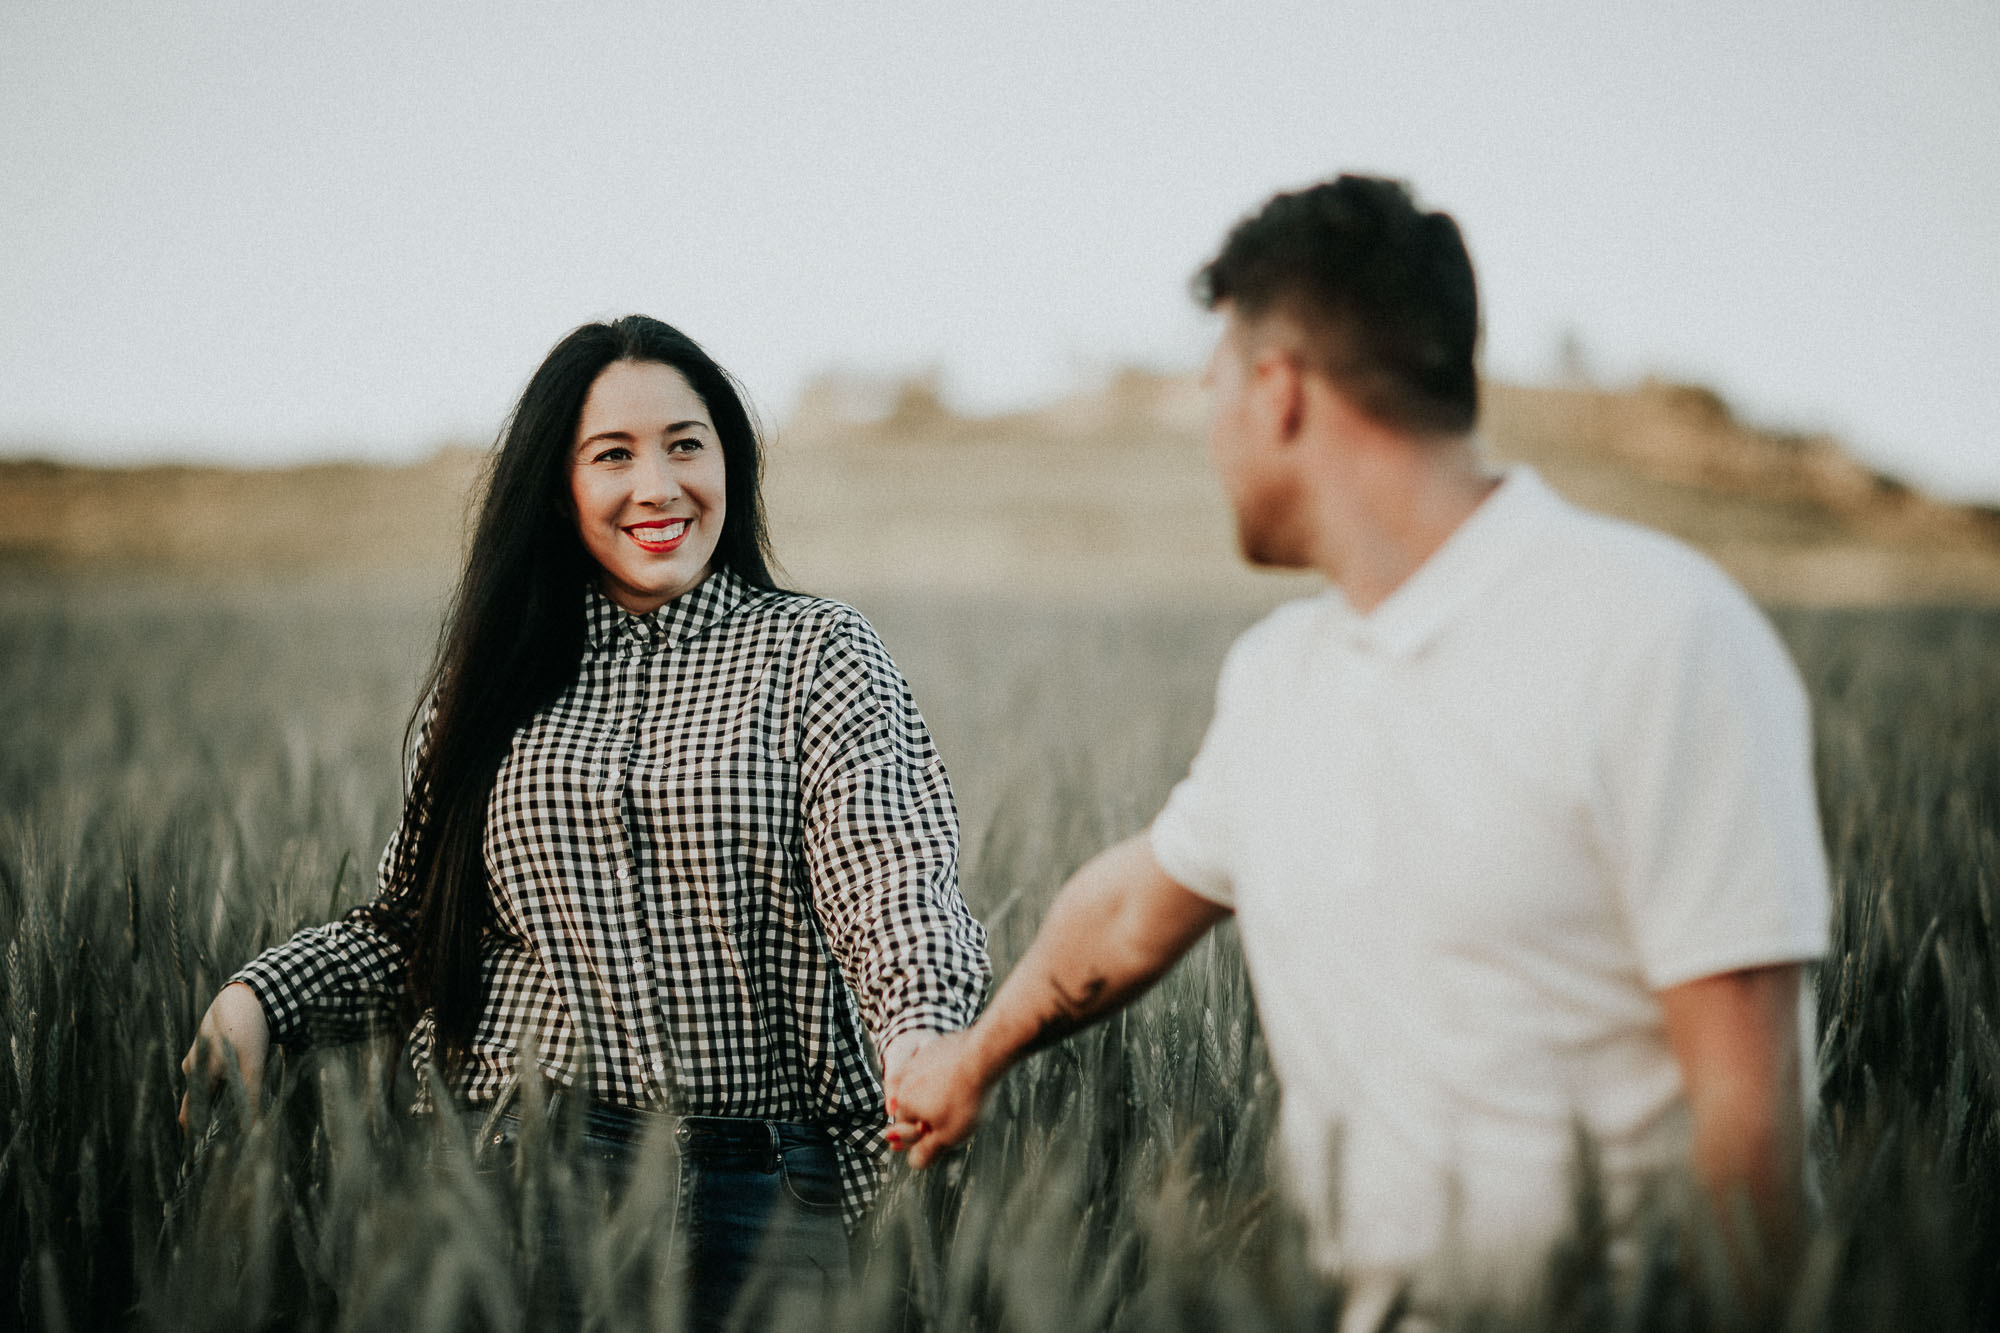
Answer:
[
  {"left": 178, "top": 981, "right": 271, "bottom": 1133},
  {"left": 879, "top": 1027, "right": 937, "bottom": 1150},
  {"left": 884, "top": 1028, "right": 993, "bottom": 1167}
]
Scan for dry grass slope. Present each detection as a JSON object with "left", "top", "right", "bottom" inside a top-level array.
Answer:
[{"left": 5, "top": 370, "right": 1998, "bottom": 604}]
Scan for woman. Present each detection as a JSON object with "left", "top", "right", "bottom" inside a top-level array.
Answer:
[{"left": 179, "top": 315, "right": 991, "bottom": 1325}]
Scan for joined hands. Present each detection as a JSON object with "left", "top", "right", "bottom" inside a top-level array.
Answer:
[{"left": 881, "top": 1027, "right": 991, "bottom": 1168}]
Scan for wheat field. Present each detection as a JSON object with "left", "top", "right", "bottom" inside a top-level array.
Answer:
[{"left": 2, "top": 571, "right": 1997, "bottom": 1330}]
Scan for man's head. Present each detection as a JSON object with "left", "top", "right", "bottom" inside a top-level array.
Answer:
[
  {"left": 1195, "top": 175, "right": 1479, "bottom": 438},
  {"left": 1194, "top": 175, "right": 1481, "bottom": 568}
]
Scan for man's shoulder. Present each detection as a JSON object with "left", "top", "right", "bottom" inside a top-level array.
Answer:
[
  {"left": 1223, "top": 592, "right": 1329, "bottom": 666},
  {"left": 1198, "top": 594, "right": 1334, "bottom": 718},
  {"left": 1516, "top": 489, "right": 1800, "bottom": 705},
  {"left": 1523, "top": 487, "right": 1764, "bottom": 632}
]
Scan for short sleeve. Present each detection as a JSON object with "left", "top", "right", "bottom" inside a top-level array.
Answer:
[
  {"left": 1595, "top": 583, "right": 1831, "bottom": 989},
  {"left": 1149, "top": 636, "right": 1253, "bottom": 907}
]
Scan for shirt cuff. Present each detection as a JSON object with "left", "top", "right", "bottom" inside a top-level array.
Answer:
[
  {"left": 227, "top": 958, "right": 305, "bottom": 1047},
  {"left": 1641, "top": 932, "right": 1828, "bottom": 992},
  {"left": 876, "top": 1003, "right": 973, "bottom": 1053}
]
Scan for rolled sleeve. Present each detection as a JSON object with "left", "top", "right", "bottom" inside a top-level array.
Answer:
[
  {"left": 799, "top": 611, "right": 991, "bottom": 1044},
  {"left": 229, "top": 904, "right": 411, "bottom": 1047},
  {"left": 228, "top": 709, "right": 430, "bottom": 1048}
]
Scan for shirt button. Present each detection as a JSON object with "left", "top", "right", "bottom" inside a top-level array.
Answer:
[{"left": 617, "top": 867, "right": 630, "bottom": 882}]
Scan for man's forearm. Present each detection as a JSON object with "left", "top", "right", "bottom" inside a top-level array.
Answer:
[
  {"left": 963, "top": 835, "right": 1228, "bottom": 1084},
  {"left": 1686, "top": 1060, "right": 1805, "bottom": 1258},
  {"left": 1660, "top": 963, "right": 1808, "bottom": 1292},
  {"left": 884, "top": 835, "right": 1230, "bottom": 1165}
]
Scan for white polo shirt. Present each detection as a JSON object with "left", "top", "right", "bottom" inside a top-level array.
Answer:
[{"left": 1150, "top": 466, "right": 1829, "bottom": 1294}]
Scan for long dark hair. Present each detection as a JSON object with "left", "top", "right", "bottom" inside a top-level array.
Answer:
[{"left": 379, "top": 315, "right": 779, "bottom": 1068}]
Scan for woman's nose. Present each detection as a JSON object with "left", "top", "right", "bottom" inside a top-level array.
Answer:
[{"left": 632, "top": 448, "right": 678, "bottom": 504}]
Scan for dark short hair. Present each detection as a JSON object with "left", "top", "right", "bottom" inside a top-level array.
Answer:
[{"left": 1194, "top": 175, "right": 1480, "bottom": 435}]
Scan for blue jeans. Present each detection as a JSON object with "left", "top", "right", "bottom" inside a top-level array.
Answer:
[{"left": 481, "top": 1099, "right": 850, "bottom": 1332}]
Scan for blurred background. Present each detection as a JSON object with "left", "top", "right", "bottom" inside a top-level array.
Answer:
[
  {"left": 9, "top": 9, "right": 2000, "bottom": 1324},
  {"left": 3, "top": 0, "right": 1998, "bottom": 601}
]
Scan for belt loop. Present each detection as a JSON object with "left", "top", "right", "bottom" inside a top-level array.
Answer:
[
  {"left": 765, "top": 1120, "right": 782, "bottom": 1173},
  {"left": 476, "top": 1072, "right": 522, "bottom": 1151}
]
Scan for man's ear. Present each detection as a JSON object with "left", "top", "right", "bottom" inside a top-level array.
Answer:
[{"left": 1251, "top": 345, "right": 1307, "bottom": 446}]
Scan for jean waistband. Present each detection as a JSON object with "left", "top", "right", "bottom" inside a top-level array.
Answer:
[{"left": 509, "top": 1091, "right": 833, "bottom": 1166}]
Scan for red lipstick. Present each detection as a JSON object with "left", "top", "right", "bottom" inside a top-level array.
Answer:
[{"left": 624, "top": 518, "right": 690, "bottom": 554}]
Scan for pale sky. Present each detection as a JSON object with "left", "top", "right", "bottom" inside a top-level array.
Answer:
[{"left": 4, "top": 1, "right": 1997, "bottom": 499}]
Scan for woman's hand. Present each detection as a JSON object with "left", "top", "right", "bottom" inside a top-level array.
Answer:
[{"left": 178, "top": 981, "right": 271, "bottom": 1133}]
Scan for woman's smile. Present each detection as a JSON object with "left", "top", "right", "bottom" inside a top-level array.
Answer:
[{"left": 625, "top": 517, "right": 692, "bottom": 553}]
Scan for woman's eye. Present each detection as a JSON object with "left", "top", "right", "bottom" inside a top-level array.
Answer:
[
  {"left": 591, "top": 446, "right": 632, "bottom": 463},
  {"left": 668, "top": 437, "right": 703, "bottom": 454}
]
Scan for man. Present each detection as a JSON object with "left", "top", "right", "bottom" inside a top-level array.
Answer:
[{"left": 885, "top": 176, "right": 1830, "bottom": 1324}]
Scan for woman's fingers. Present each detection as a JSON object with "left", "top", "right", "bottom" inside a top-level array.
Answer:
[
  {"left": 885, "top": 1109, "right": 929, "bottom": 1150},
  {"left": 178, "top": 1033, "right": 229, "bottom": 1134}
]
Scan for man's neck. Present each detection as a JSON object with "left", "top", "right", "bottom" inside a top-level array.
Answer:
[{"left": 1312, "top": 437, "right": 1498, "bottom": 614}]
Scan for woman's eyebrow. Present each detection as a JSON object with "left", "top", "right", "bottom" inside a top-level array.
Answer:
[{"left": 580, "top": 420, "right": 711, "bottom": 445}]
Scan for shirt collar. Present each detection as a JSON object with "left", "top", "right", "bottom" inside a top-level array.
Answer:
[
  {"left": 583, "top": 566, "right": 754, "bottom": 652},
  {"left": 1324, "top": 464, "right": 1559, "bottom": 660}
]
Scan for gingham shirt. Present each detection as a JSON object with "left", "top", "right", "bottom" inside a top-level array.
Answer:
[{"left": 233, "top": 569, "right": 991, "bottom": 1222}]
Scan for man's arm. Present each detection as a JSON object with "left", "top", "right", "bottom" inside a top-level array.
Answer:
[
  {"left": 885, "top": 834, "right": 1232, "bottom": 1166},
  {"left": 1658, "top": 962, "right": 1808, "bottom": 1292}
]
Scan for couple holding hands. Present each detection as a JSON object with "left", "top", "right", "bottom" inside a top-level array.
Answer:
[{"left": 183, "top": 176, "right": 1828, "bottom": 1331}]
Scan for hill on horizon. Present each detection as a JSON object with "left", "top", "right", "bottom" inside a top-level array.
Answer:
[{"left": 4, "top": 371, "right": 1997, "bottom": 606}]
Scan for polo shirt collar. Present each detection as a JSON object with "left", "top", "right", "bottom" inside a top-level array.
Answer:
[
  {"left": 1326, "top": 464, "right": 1558, "bottom": 659},
  {"left": 584, "top": 566, "right": 752, "bottom": 652}
]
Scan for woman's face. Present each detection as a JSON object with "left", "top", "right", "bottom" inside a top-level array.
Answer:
[{"left": 570, "top": 359, "right": 728, "bottom": 613}]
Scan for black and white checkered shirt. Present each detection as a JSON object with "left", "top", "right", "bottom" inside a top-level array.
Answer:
[{"left": 233, "top": 568, "right": 991, "bottom": 1222}]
